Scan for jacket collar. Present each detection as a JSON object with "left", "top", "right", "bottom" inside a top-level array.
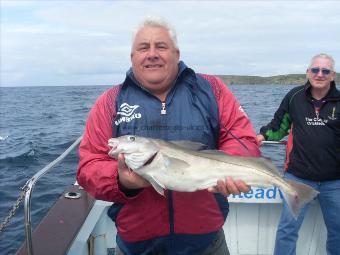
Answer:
[{"left": 305, "top": 80, "right": 340, "bottom": 101}]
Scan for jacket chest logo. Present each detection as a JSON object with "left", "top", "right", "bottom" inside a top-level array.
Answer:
[
  {"left": 328, "top": 106, "right": 337, "bottom": 120},
  {"left": 115, "top": 103, "right": 142, "bottom": 125},
  {"left": 305, "top": 116, "right": 327, "bottom": 126}
]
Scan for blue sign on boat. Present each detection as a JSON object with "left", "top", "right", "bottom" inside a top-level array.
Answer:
[{"left": 228, "top": 186, "right": 283, "bottom": 203}]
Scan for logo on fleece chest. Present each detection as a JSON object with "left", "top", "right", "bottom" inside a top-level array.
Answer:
[{"left": 115, "top": 103, "right": 142, "bottom": 126}]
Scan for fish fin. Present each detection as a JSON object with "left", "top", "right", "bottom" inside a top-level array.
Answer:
[
  {"left": 163, "top": 155, "right": 190, "bottom": 169},
  {"left": 281, "top": 179, "right": 319, "bottom": 219},
  {"left": 148, "top": 175, "right": 166, "bottom": 196},
  {"left": 169, "top": 140, "right": 207, "bottom": 151}
]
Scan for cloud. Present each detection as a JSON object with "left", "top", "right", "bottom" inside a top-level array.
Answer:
[{"left": 1, "top": 0, "right": 339, "bottom": 86}]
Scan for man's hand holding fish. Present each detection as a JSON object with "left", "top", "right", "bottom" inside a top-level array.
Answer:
[
  {"left": 207, "top": 177, "right": 250, "bottom": 196},
  {"left": 117, "top": 154, "right": 150, "bottom": 192}
]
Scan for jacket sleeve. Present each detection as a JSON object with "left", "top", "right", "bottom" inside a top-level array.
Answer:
[
  {"left": 212, "top": 76, "right": 260, "bottom": 157},
  {"left": 76, "top": 87, "right": 131, "bottom": 203},
  {"left": 259, "top": 92, "right": 292, "bottom": 141}
]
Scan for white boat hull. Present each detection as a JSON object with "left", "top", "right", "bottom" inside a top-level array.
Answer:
[{"left": 68, "top": 191, "right": 326, "bottom": 255}]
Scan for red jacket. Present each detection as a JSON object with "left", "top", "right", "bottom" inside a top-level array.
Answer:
[{"left": 77, "top": 63, "right": 260, "bottom": 254}]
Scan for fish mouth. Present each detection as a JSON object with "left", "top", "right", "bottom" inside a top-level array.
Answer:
[
  {"left": 107, "top": 142, "right": 121, "bottom": 159},
  {"left": 109, "top": 146, "right": 119, "bottom": 158}
]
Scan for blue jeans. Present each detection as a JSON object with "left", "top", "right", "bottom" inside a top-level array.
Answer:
[{"left": 274, "top": 173, "right": 340, "bottom": 255}]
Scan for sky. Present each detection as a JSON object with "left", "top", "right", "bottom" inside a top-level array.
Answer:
[{"left": 1, "top": 0, "right": 339, "bottom": 87}]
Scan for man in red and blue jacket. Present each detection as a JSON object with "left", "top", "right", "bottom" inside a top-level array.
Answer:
[{"left": 77, "top": 16, "right": 260, "bottom": 255}]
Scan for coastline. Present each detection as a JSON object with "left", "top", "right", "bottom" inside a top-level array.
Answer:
[
  {"left": 1, "top": 74, "right": 339, "bottom": 88},
  {"left": 217, "top": 74, "right": 340, "bottom": 85}
]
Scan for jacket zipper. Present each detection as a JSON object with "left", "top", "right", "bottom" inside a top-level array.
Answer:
[
  {"left": 161, "top": 101, "right": 167, "bottom": 115},
  {"left": 315, "top": 109, "right": 320, "bottom": 119}
]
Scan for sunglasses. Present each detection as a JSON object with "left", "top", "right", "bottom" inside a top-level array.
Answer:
[{"left": 310, "top": 67, "right": 332, "bottom": 76}]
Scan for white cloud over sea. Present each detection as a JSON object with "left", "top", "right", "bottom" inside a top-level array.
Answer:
[{"left": 1, "top": 0, "right": 339, "bottom": 87}]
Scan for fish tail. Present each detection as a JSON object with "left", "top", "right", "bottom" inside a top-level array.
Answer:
[{"left": 281, "top": 179, "right": 319, "bottom": 219}]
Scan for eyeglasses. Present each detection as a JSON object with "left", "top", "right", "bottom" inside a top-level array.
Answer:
[{"left": 310, "top": 67, "right": 332, "bottom": 76}]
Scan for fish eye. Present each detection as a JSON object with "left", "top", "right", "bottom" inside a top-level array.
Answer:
[{"left": 128, "top": 136, "right": 136, "bottom": 142}]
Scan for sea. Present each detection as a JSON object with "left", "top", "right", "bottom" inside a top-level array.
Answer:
[{"left": 0, "top": 84, "right": 294, "bottom": 255}]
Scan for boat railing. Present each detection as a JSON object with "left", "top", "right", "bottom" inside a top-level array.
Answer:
[
  {"left": 261, "top": 140, "right": 287, "bottom": 145},
  {"left": 23, "top": 136, "right": 83, "bottom": 255}
]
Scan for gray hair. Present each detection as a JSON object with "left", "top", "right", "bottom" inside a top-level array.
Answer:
[
  {"left": 309, "top": 53, "right": 336, "bottom": 71},
  {"left": 131, "top": 16, "right": 178, "bottom": 51}
]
